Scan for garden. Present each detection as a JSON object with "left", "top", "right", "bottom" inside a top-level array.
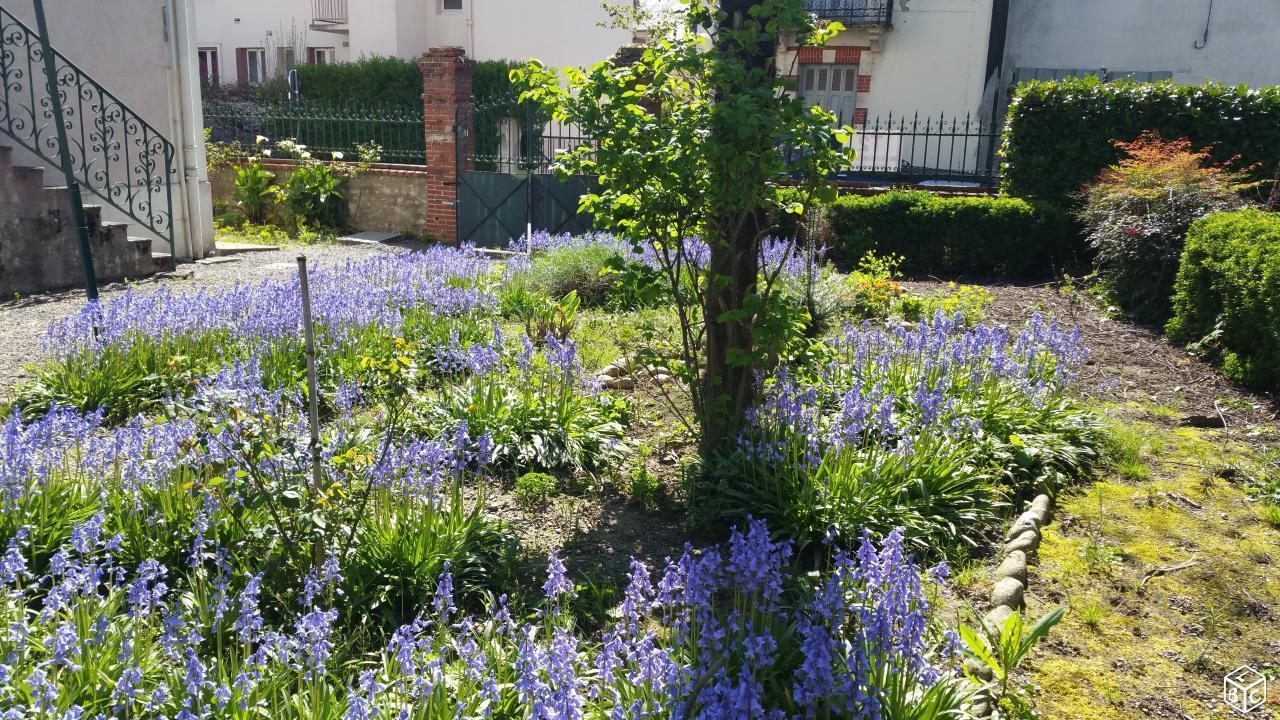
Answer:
[{"left": 4, "top": 2, "right": 1280, "bottom": 719}]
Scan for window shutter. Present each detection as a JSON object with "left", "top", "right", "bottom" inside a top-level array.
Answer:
[
  {"left": 236, "top": 48, "right": 249, "bottom": 86},
  {"left": 307, "top": 48, "right": 318, "bottom": 65}
]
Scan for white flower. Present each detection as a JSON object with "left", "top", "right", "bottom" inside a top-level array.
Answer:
[
  {"left": 331, "top": 151, "right": 344, "bottom": 160},
  {"left": 301, "top": 151, "right": 312, "bottom": 159},
  {"left": 261, "top": 149, "right": 272, "bottom": 157},
  {"left": 255, "top": 135, "right": 269, "bottom": 145}
]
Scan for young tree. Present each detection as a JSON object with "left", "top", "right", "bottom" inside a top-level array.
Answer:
[{"left": 516, "top": 0, "right": 849, "bottom": 460}]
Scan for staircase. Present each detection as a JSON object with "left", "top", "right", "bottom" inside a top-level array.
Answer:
[
  {"left": 0, "top": 144, "right": 170, "bottom": 296},
  {"left": 0, "top": 3, "right": 178, "bottom": 296}
]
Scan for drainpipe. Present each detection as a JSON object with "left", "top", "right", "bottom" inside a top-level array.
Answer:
[{"left": 166, "top": 0, "right": 213, "bottom": 260}]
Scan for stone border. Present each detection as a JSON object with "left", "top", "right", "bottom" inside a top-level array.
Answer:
[{"left": 968, "top": 493, "right": 1052, "bottom": 716}]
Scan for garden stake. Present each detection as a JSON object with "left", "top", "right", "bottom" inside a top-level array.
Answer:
[{"left": 297, "top": 255, "right": 324, "bottom": 496}]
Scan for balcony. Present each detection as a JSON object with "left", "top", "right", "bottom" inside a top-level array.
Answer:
[
  {"left": 804, "top": 0, "right": 893, "bottom": 25},
  {"left": 312, "top": 0, "right": 348, "bottom": 25}
]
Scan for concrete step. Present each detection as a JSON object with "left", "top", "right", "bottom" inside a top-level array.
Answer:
[{"left": 9, "top": 165, "right": 48, "bottom": 202}]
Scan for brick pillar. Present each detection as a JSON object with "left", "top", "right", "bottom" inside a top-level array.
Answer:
[{"left": 419, "top": 47, "right": 473, "bottom": 244}]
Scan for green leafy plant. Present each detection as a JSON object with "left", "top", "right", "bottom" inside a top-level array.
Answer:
[
  {"left": 276, "top": 139, "right": 351, "bottom": 229},
  {"left": 233, "top": 137, "right": 277, "bottom": 223},
  {"left": 515, "top": 0, "right": 851, "bottom": 460},
  {"left": 1076, "top": 133, "right": 1251, "bottom": 324},
  {"left": 510, "top": 289, "right": 581, "bottom": 343},
  {"left": 1167, "top": 208, "right": 1280, "bottom": 391},
  {"left": 961, "top": 608, "right": 1066, "bottom": 718},
  {"left": 898, "top": 283, "right": 992, "bottom": 325},
  {"left": 514, "top": 471, "right": 558, "bottom": 507}
]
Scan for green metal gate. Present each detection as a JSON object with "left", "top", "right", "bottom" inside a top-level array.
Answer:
[{"left": 456, "top": 97, "right": 596, "bottom": 248}]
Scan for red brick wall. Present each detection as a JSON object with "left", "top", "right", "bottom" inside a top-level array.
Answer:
[{"left": 418, "top": 47, "right": 474, "bottom": 245}]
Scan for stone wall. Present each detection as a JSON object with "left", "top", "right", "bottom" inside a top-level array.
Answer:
[{"left": 211, "top": 161, "right": 431, "bottom": 238}]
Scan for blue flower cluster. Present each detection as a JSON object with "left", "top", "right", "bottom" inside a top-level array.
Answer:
[{"left": 0, "top": 514, "right": 963, "bottom": 719}]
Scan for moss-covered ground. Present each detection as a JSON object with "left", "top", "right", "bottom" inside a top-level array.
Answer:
[{"left": 1021, "top": 404, "right": 1280, "bottom": 719}]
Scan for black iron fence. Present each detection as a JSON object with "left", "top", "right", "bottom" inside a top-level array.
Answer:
[
  {"left": 836, "top": 112, "right": 1001, "bottom": 186},
  {"left": 203, "top": 100, "right": 425, "bottom": 164},
  {"left": 803, "top": 0, "right": 893, "bottom": 24}
]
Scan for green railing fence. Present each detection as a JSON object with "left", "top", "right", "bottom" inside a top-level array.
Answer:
[{"left": 203, "top": 100, "right": 425, "bottom": 165}]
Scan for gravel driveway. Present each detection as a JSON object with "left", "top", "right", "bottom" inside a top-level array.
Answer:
[{"left": 0, "top": 242, "right": 409, "bottom": 403}]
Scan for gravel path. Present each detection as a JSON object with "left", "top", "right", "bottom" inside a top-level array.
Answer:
[{"left": 0, "top": 242, "right": 409, "bottom": 403}]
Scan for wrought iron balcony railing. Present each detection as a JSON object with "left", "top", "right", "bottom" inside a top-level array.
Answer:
[
  {"left": 0, "top": 5, "right": 175, "bottom": 260},
  {"left": 804, "top": 0, "right": 893, "bottom": 25},
  {"left": 313, "top": 0, "right": 348, "bottom": 24}
]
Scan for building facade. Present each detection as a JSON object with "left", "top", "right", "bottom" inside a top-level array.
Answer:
[
  {"left": 195, "top": 0, "right": 634, "bottom": 88},
  {"left": 1001, "top": 0, "right": 1280, "bottom": 89}
]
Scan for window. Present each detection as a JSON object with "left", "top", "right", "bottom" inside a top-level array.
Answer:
[
  {"left": 799, "top": 64, "right": 859, "bottom": 125},
  {"left": 308, "top": 47, "right": 337, "bottom": 65},
  {"left": 238, "top": 48, "right": 267, "bottom": 86},
  {"left": 441, "top": 0, "right": 463, "bottom": 12},
  {"left": 197, "top": 47, "right": 220, "bottom": 88}
]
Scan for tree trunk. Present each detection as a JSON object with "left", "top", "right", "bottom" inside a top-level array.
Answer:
[
  {"left": 701, "top": 0, "right": 776, "bottom": 459},
  {"left": 1266, "top": 161, "right": 1280, "bottom": 212}
]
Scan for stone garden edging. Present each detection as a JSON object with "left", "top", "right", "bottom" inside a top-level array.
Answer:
[{"left": 968, "top": 492, "right": 1053, "bottom": 716}]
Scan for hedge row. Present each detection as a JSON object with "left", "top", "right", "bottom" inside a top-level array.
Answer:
[
  {"left": 1001, "top": 78, "right": 1280, "bottom": 205},
  {"left": 295, "top": 56, "right": 424, "bottom": 107},
  {"left": 1168, "top": 209, "right": 1280, "bottom": 392},
  {"left": 796, "top": 190, "right": 1079, "bottom": 278},
  {"left": 292, "top": 57, "right": 523, "bottom": 108}
]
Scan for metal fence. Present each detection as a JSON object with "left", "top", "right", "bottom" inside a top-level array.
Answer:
[
  {"left": 836, "top": 112, "right": 1001, "bottom": 186},
  {"left": 203, "top": 101, "right": 425, "bottom": 164},
  {"left": 803, "top": 0, "right": 893, "bottom": 24},
  {"left": 312, "top": 0, "right": 348, "bottom": 24}
]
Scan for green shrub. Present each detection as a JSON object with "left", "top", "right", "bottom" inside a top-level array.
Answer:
[
  {"left": 1167, "top": 209, "right": 1280, "bottom": 391},
  {"left": 821, "top": 190, "right": 1078, "bottom": 278},
  {"left": 514, "top": 471, "right": 558, "bottom": 506},
  {"left": 233, "top": 159, "right": 276, "bottom": 224},
  {"left": 528, "top": 244, "right": 618, "bottom": 305},
  {"left": 294, "top": 56, "right": 423, "bottom": 107},
  {"left": 1077, "top": 133, "right": 1250, "bottom": 324},
  {"left": 1002, "top": 77, "right": 1280, "bottom": 205}
]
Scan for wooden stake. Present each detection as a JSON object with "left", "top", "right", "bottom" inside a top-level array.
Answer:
[{"left": 298, "top": 255, "right": 324, "bottom": 494}]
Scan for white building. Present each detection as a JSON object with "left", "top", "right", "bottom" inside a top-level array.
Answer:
[
  {"left": 1001, "top": 0, "right": 1280, "bottom": 89},
  {"left": 194, "top": 0, "right": 636, "bottom": 88}
]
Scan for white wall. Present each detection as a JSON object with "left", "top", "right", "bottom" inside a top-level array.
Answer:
[
  {"left": 5, "top": 0, "right": 214, "bottom": 258},
  {"left": 1005, "top": 0, "right": 1280, "bottom": 87},
  {"left": 778, "top": 0, "right": 996, "bottom": 119},
  {"left": 471, "top": 0, "right": 632, "bottom": 68}
]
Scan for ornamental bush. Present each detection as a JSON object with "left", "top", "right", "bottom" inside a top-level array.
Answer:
[
  {"left": 1002, "top": 77, "right": 1280, "bottom": 205},
  {"left": 814, "top": 190, "right": 1078, "bottom": 278},
  {"left": 1076, "top": 133, "right": 1251, "bottom": 325},
  {"left": 1167, "top": 209, "right": 1280, "bottom": 392}
]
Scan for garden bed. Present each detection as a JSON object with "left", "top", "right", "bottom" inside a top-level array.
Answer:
[{"left": 2, "top": 236, "right": 1274, "bottom": 718}]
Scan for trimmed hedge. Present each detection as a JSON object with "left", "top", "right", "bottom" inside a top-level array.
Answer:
[
  {"left": 295, "top": 56, "right": 424, "bottom": 107},
  {"left": 1168, "top": 209, "right": 1280, "bottom": 392},
  {"left": 1002, "top": 78, "right": 1280, "bottom": 205},
  {"left": 810, "top": 190, "right": 1079, "bottom": 278}
]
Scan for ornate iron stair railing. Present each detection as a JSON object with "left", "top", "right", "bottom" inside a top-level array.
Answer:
[{"left": 0, "top": 4, "right": 176, "bottom": 262}]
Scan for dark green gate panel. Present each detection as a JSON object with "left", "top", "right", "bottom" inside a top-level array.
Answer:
[
  {"left": 532, "top": 174, "right": 597, "bottom": 237},
  {"left": 458, "top": 171, "right": 529, "bottom": 248}
]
